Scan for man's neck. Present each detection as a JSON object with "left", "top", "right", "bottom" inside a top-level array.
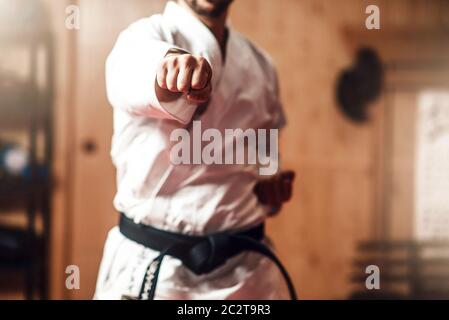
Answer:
[
  {"left": 178, "top": 1, "right": 228, "bottom": 57},
  {"left": 205, "top": 16, "right": 227, "bottom": 52}
]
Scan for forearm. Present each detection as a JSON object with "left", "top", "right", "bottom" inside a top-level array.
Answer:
[{"left": 106, "top": 32, "right": 198, "bottom": 123}]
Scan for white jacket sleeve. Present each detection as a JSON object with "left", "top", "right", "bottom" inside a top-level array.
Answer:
[{"left": 105, "top": 19, "right": 198, "bottom": 124}]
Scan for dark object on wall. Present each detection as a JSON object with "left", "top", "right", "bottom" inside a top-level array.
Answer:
[{"left": 336, "top": 48, "right": 384, "bottom": 123}]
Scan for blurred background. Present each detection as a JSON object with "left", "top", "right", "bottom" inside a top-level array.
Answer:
[{"left": 1, "top": 0, "right": 449, "bottom": 300}]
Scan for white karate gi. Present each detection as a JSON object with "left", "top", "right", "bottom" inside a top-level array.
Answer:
[{"left": 95, "top": 1, "right": 288, "bottom": 300}]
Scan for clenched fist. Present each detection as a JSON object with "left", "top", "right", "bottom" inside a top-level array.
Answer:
[
  {"left": 254, "top": 170, "right": 295, "bottom": 217},
  {"left": 156, "top": 51, "right": 213, "bottom": 104}
]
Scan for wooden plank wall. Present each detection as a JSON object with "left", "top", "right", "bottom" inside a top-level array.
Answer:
[
  {"left": 232, "top": 0, "right": 448, "bottom": 299},
  {"left": 48, "top": 0, "right": 449, "bottom": 299}
]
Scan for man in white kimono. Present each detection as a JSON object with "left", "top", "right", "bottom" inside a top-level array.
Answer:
[{"left": 95, "top": 0, "right": 295, "bottom": 300}]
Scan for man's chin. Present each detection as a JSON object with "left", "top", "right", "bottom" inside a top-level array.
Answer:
[
  {"left": 204, "top": 0, "right": 233, "bottom": 4},
  {"left": 186, "top": 0, "right": 233, "bottom": 18}
]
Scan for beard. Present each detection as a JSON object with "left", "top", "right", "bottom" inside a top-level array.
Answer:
[{"left": 185, "top": 0, "right": 234, "bottom": 18}]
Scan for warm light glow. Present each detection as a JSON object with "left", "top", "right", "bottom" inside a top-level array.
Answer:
[{"left": 415, "top": 91, "right": 449, "bottom": 240}]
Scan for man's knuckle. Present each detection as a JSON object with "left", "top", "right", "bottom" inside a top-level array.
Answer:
[
  {"left": 178, "top": 81, "right": 188, "bottom": 91},
  {"left": 184, "top": 54, "right": 195, "bottom": 64},
  {"left": 197, "top": 56, "right": 207, "bottom": 66},
  {"left": 160, "top": 60, "right": 169, "bottom": 70},
  {"left": 168, "top": 57, "right": 178, "bottom": 67},
  {"left": 177, "top": 55, "right": 189, "bottom": 67},
  {"left": 167, "top": 80, "right": 177, "bottom": 91},
  {"left": 157, "top": 70, "right": 165, "bottom": 80}
]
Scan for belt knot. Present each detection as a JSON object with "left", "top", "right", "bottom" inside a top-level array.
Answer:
[{"left": 185, "top": 233, "right": 234, "bottom": 275}]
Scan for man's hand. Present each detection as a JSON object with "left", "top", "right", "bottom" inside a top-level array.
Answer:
[
  {"left": 254, "top": 170, "right": 295, "bottom": 217},
  {"left": 156, "top": 52, "right": 213, "bottom": 104}
]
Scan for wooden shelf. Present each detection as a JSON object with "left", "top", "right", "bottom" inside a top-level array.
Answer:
[
  {"left": 0, "top": 225, "right": 43, "bottom": 262},
  {"left": 0, "top": 6, "right": 53, "bottom": 300},
  {"left": 0, "top": 176, "right": 29, "bottom": 196},
  {"left": 0, "top": 82, "right": 47, "bottom": 129},
  {"left": 0, "top": 31, "right": 52, "bottom": 47},
  {"left": 0, "top": 175, "right": 50, "bottom": 210},
  {"left": 0, "top": 290, "right": 24, "bottom": 300},
  {"left": 0, "top": 271, "right": 27, "bottom": 300}
]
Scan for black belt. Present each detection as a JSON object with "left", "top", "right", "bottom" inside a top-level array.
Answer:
[{"left": 118, "top": 213, "right": 297, "bottom": 300}]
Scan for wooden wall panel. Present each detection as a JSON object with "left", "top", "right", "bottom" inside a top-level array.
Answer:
[
  {"left": 388, "top": 91, "right": 416, "bottom": 240},
  {"left": 45, "top": 0, "right": 76, "bottom": 300},
  {"left": 231, "top": 0, "right": 446, "bottom": 299},
  {"left": 231, "top": 0, "right": 379, "bottom": 299}
]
